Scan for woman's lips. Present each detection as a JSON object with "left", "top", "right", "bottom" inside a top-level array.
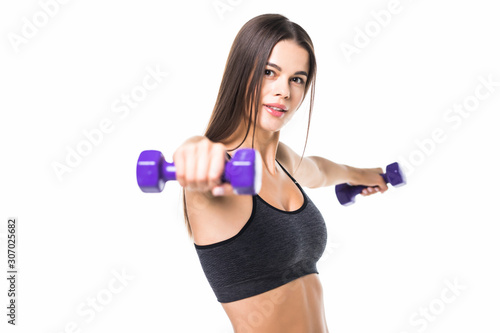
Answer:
[{"left": 264, "top": 104, "right": 288, "bottom": 118}]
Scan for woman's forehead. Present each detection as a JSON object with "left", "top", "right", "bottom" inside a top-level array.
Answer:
[{"left": 267, "top": 40, "right": 309, "bottom": 74}]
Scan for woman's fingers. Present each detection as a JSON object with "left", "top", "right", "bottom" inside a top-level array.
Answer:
[
  {"left": 173, "top": 137, "right": 230, "bottom": 195},
  {"left": 212, "top": 183, "right": 234, "bottom": 197},
  {"left": 357, "top": 167, "right": 388, "bottom": 196}
]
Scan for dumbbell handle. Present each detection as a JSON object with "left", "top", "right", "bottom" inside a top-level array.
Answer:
[
  {"left": 336, "top": 174, "right": 388, "bottom": 201},
  {"left": 136, "top": 160, "right": 176, "bottom": 181},
  {"left": 144, "top": 160, "right": 228, "bottom": 183}
]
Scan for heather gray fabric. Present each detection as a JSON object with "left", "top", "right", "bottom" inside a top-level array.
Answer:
[{"left": 194, "top": 159, "right": 328, "bottom": 303}]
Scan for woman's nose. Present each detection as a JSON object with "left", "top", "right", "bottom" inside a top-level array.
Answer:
[{"left": 273, "top": 79, "right": 290, "bottom": 99}]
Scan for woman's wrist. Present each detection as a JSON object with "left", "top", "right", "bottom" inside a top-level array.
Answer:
[{"left": 345, "top": 165, "right": 362, "bottom": 185}]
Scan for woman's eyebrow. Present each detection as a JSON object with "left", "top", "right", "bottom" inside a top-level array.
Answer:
[{"left": 266, "top": 62, "right": 308, "bottom": 77}]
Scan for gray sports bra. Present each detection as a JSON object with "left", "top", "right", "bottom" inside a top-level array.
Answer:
[{"left": 194, "top": 158, "right": 327, "bottom": 303}]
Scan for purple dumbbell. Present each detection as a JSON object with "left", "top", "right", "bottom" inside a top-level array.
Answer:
[
  {"left": 335, "top": 162, "right": 406, "bottom": 206},
  {"left": 136, "top": 148, "right": 262, "bottom": 195}
]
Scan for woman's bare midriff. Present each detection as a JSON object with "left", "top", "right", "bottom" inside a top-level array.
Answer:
[{"left": 221, "top": 273, "right": 329, "bottom": 333}]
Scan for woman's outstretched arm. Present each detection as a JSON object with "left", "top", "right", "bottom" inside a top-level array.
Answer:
[{"left": 277, "top": 141, "right": 388, "bottom": 195}]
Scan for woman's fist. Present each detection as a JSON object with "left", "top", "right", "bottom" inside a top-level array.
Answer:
[{"left": 173, "top": 136, "right": 233, "bottom": 196}]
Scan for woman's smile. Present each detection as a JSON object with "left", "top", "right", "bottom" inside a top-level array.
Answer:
[{"left": 263, "top": 103, "right": 288, "bottom": 118}]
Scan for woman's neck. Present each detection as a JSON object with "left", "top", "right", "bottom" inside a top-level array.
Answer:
[{"left": 222, "top": 121, "right": 280, "bottom": 175}]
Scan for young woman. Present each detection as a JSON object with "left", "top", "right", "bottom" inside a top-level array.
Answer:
[{"left": 173, "top": 14, "right": 388, "bottom": 332}]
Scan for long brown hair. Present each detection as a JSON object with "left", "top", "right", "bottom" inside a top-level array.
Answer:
[{"left": 183, "top": 14, "right": 317, "bottom": 237}]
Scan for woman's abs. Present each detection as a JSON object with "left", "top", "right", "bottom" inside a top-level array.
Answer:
[{"left": 222, "top": 274, "right": 329, "bottom": 333}]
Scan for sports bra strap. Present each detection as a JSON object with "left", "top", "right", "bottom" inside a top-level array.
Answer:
[{"left": 275, "top": 159, "right": 299, "bottom": 185}]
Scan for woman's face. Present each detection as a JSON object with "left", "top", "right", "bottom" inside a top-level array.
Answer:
[{"left": 256, "top": 40, "right": 310, "bottom": 133}]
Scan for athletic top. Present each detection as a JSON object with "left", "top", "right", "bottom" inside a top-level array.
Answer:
[{"left": 194, "top": 157, "right": 327, "bottom": 303}]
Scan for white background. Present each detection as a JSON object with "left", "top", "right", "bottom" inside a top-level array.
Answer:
[{"left": 1, "top": 0, "right": 499, "bottom": 332}]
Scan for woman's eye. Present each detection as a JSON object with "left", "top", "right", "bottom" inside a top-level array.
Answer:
[
  {"left": 292, "top": 77, "right": 305, "bottom": 84},
  {"left": 264, "top": 69, "right": 275, "bottom": 77}
]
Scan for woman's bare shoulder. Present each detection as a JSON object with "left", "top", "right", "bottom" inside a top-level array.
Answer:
[
  {"left": 276, "top": 141, "right": 297, "bottom": 170},
  {"left": 277, "top": 141, "right": 322, "bottom": 188}
]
